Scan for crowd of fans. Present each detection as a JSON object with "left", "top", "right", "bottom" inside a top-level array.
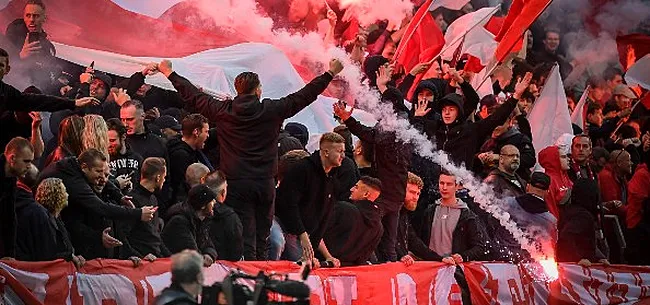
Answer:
[{"left": 1, "top": 2, "right": 650, "bottom": 300}]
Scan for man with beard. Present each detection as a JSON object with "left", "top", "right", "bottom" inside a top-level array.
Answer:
[
  {"left": 484, "top": 145, "right": 527, "bottom": 197},
  {"left": 275, "top": 132, "right": 346, "bottom": 267},
  {"left": 39, "top": 148, "right": 156, "bottom": 259},
  {"left": 167, "top": 114, "right": 213, "bottom": 204},
  {"left": 106, "top": 118, "right": 143, "bottom": 193},
  {"left": 324, "top": 176, "right": 383, "bottom": 266},
  {"left": 1, "top": 137, "right": 35, "bottom": 259}
]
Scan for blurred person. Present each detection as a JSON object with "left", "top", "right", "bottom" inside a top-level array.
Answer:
[
  {"left": 275, "top": 133, "right": 346, "bottom": 267},
  {"left": 538, "top": 145, "right": 573, "bottom": 218},
  {"left": 475, "top": 95, "right": 498, "bottom": 121},
  {"left": 107, "top": 118, "right": 143, "bottom": 192},
  {"left": 604, "top": 84, "right": 636, "bottom": 116},
  {"left": 162, "top": 184, "right": 218, "bottom": 266},
  {"left": 120, "top": 157, "right": 171, "bottom": 260},
  {"left": 278, "top": 127, "right": 304, "bottom": 158},
  {"left": 484, "top": 145, "right": 527, "bottom": 197},
  {"left": 155, "top": 250, "right": 204, "bottom": 305},
  {"left": 82, "top": 114, "right": 109, "bottom": 159},
  {"left": 0, "top": 137, "right": 35, "bottom": 259},
  {"left": 586, "top": 77, "right": 608, "bottom": 106},
  {"left": 39, "top": 148, "right": 156, "bottom": 259},
  {"left": 602, "top": 67, "right": 624, "bottom": 102},
  {"left": 43, "top": 115, "right": 84, "bottom": 168},
  {"left": 157, "top": 58, "right": 343, "bottom": 260},
  {"left": 557, "top": 179, "right": 610, "bottom": 266},
  {"left": 167, "top": 114, "right": 214, "bottom": 204},
  {"left": 585, "top": 102, "right": 628, "bottom": 147},
  {"left": 284, "top": 122, "right": 309, "bottom": 148},
  {"left": 353, "top": 140, "right": 375, "bottom": 177},
  {"left": 598, "top": 150, "right": 632, "bottom": 216},
  {"left": 204, "top": 170, "right": 243, "bottom": 261},
  {"left": 324, "top": 176, "right": 383, "bottom": 266},
  {"left": 625, "top": 136, "right": 650, "bottom": 265},
  {"left": 592, "top": 147, "right": 610, "bottom": 173},
  {"left": 332, "top": 125, "right": 360, "bottom": 201},
  {"left": 527, "top": 29, "right": 572, "bottom": 79}
]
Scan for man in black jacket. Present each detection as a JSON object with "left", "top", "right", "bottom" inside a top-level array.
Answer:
[
  {"left": 122, "top": 64, "right": 183, "bottom": 111},
  {"left": 275, "top": 132, "right": 346, "bottom": 267},
  {"left": 1, "top": 137, "right": 34, "bottom": 259},
  {"left": 324, "top": 176, "right": 383, "bottom": 266},
  {"left": 107, "top": 118, "right": 143, "bottom": 192},
  {"left": 204, "top": 170, "right": 243, "bottom": 261},
  {"left": 162, "top": 184, "right": 218, "bottom": 266},
  {"left": 155, "top": 250, "right": 204, "bottom": 305},
  {"left": 121, "top": 157, "right": 171, "bottom": 261},
  {"left": 156, "top": 58, "right": 344, "bottom": 260},
  {"left": 483, "top": 145, "right": 527, "bottom": 198},
  {"left": 39, "top": 148, "right": 156, "bottom": 259},
  {"left": 168, "top": 114, "right": 214, "bottom": 204},
  {"left": 333, "top": 63, "right": 412, "bottom": 262}
]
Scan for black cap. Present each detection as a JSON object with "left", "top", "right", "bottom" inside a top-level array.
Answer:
[
  {"left": 530, "top": 172, "right": 551, "bottom": 191},
  {"left": 187, "top": 184, "right": 216, "bottom": 210},
  {"left": 154, "top": 115, "right": 182, "bottom": 131}
]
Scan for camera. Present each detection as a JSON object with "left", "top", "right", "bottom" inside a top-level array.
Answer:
[{"left": 201, "top": 267, "right": 311, "bottom": 305}]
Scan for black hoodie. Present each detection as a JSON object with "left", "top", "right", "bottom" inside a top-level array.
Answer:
[
  {"left": 167, "top": 71, "right": 333, "bottom": 180},
  {"left": 208, "top": 204, "right": 243, "bottom": 261},
  {"left": 343, "top": 87, "right": 413, "bottom": 211},
  {"left": 119, "top": 183, "right": 170, "bottom": 258},
  {"left": 323, "top": 200, "right": 383, "bottom": 265},
  {"left": 275, "top": 152, "right": 339, "bottom": 248},
  {"left": 161, "top": 203, "right": 218, "bottom": 259},
  {"left": 557, "top": 178, "right": 605, "bottom": 263},
  {"left": 414, "top": 94, "right": 518, "bottom": 169},
  {"left": 167, "top": 136, "right": 210, "bottom": 204}
]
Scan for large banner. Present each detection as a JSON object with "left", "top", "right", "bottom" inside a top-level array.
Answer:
[{"left": 1, "top": 260, "right": 650, "bottom": 305}]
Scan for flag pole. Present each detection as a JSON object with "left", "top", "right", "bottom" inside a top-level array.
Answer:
[
  {"left": 393, "top": 0, "right": 435, "bottom": 62},
  {"left": 610, "top": 91, "right": 650, "bottom": 139}
]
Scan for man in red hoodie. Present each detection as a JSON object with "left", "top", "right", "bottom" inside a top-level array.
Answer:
[{"left": 538, "top": 145, "right": 572, "bottom": 218}]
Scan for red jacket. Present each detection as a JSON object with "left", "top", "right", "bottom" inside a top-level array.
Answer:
[
  {"left": 627, "top": 164, "right": 649, "bottom": 229},
  {"left": 539, "top": 146, "right": 573, "bottom": 218},
  {"left": 598, "top": 164, "right": 628, "bottom": 220}
]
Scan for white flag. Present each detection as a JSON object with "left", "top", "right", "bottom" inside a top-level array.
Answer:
[
  {"left": 470, "top": 64, "right": 495, "bottom": 99},
  {"left": 429, "top": 0, "right": 470, "bottom": 11},
  {"left": 625, "top": 54, "right": 650, "bottom": 90},
  {"left": 527, "top": 65, "right": 573, "bottom": 158},
  {"left": 441, "top": 7, "right": 499, "bottom": 64},
  {"left": 570, "top": 86, "right": 590, "bottom": 130}
]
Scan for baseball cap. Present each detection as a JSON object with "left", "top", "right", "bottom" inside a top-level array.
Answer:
[
  {"left": 612, "top": 84, "right": 637, "bottom": 99},
  {"left": 154, "top": 115, "right": 182, "bottom": 131},
  {"left": 530, "top": 172, "right": 551, "bottom": 191}
]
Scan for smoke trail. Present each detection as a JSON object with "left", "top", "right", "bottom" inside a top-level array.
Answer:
[
  {"left": 185, "top": 0, "right": 554, "bottom": 266},
  {"left": 336, "top": 0, "right": 413, "bottom": 27}
]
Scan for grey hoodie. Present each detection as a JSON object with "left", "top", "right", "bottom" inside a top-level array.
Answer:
[{"left": 429, "top": 198, "right": 468, "bottom": 257}]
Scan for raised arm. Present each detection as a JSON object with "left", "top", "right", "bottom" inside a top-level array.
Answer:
[
  {"left": 1, "top": 82, "right": 99, "bottom": 112},
  {"left": 158, "top": 60, "right": 227, "bottom": 121}
]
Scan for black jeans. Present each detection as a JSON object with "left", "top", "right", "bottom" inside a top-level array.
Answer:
[
  {"left": 225, "top": 178, "right": 275, "bottom": 260},
  {"left": 376, "top": 208, "right": 400, "bottom": 262}
]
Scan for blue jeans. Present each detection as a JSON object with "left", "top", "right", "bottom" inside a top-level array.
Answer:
[{"left": 268, "top": 218, "right": 303, "bottom": 261}]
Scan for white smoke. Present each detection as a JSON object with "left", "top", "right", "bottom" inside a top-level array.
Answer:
[
  {"left": 184, "top": 0, "right": 553, "bottom": 262},
  {"left": 336, "top": 0, "right": 413, "bottom": 27}
]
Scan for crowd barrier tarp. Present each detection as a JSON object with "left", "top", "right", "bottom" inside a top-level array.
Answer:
[{"left": 1, "top": 260, "right": 650, "bottom": 305}]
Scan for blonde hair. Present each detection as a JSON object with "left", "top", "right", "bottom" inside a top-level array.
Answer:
[
  {"left": 82, "top": 115, "right": 109, "bottom": 160},
  {"left": 36, "top": 178, "right": 69, "bottom": 215},
  {"left": 407, "top": 172, "right": 424, "bottom": 189}
]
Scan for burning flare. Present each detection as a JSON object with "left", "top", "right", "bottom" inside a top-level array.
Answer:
[{"left": 539, "top": 258, "right": 559, "bottom": 282}]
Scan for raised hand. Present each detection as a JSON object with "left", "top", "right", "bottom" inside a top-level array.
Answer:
[
  {"left": 333, "top": 100, "right": 353, "bottom": 121},
  {"left": 410, "top": 62, "right": 431, "bottom": 76},
  {"left": 513, "top": 72, "right": 533, "bottom": 99},
  {"left": 111, "top": 88, "right": 131, "bottom": 106},
  {"left": 158, "top": 60, "right": 174, "bottom": 78},
  {"left": 142, "top": 62, "right": 159, "bottom": 76},
  {"left": 414, "top": 98, "right": 431, "bottom": 117},
  {"left": 328, "top": 59, "right": 344, "bottom": 76},
  {"left": 75, "top": 97, "right": 101, "bottom": 108},
  {"left": 448, "top": 68, "right": 465, "bottom": 84},
  {"left": 327, "top": 10, "right": 337, "bottom": 26}
]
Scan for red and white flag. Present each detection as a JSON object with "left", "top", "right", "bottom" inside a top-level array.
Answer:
[
  {"left": 428, "top": 0, "right": 470, "bottom": 11},
  {"left": 394, "top": 0, "right": 445, "bottom": 99},
  {"left": 625, "top": 54, "right": 650, "bottom": 109},
  {"left": 571, "top": 86, "right": 590, "bottom": 130},
  {"left": 494, "top": 0, "right": 551, "bottom": 62},
  {"left": 527, "top": 65, "right": 573, "bottom": 157},
  {"left": 440, "top": 6, "right": 499, "bottom": 66}
]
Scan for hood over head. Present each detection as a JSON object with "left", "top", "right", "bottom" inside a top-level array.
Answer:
[{"left": 539, "top": 146, "right": 564, "bottom": 174}]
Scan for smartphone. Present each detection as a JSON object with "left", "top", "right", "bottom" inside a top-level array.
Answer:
[
  {"left": 89, "top": 61, "right": 95, "bottom": 69},
  {"left": 27, "top": 32, "right": 40, "bottom": 43}
]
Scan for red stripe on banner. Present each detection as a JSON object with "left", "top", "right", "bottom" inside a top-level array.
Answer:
[{"left": 2, "top": 259, "right": 650, "bottom": 305}]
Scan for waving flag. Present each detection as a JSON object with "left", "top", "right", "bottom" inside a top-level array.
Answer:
[
  {"left": 440, "top": 7, "right": 499, "bottom": 66},
  {"left": 494, "top": 0, "right": 552, "bottom": 62},
  {"left": 571, "top": 86, "right": 590, "bottom": 130},
  {"left": 0, "top": 0, "right": 378, "bottom": 137}
]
